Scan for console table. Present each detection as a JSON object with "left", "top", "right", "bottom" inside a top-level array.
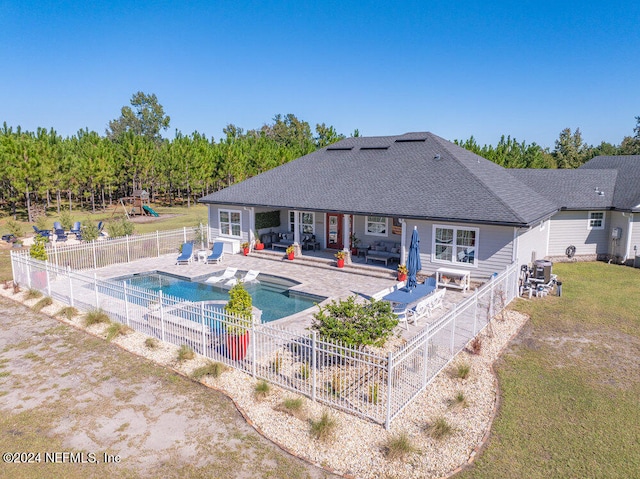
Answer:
[{"left": 436, "top": 267, "right": 471, "bottom": 292}]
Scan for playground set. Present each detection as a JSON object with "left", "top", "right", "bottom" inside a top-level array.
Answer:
[{"left": 112, "top": 190, "right": 160, "bottom": 219}]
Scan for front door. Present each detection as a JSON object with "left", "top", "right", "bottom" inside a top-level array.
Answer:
[{"left": 326, "top": 214, "right": 343, "bottom": 249}]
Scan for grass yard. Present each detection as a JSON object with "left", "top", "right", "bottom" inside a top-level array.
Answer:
[{"left": 457, "top": 262, "right": 640, "bottom": 478}]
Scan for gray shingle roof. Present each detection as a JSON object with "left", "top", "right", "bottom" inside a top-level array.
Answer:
[
  {"left": 508, "top": 169, "right": 618, "bottom": 210},
  {"left": 199, "top": 132, "right": 559, "bottom": 227},
  {"left": 579, "top": 155, "right": 640, "bottom": 210}
]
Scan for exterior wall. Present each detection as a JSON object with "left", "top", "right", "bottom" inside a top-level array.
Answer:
[
  {"left": 406, "top": 219, "right": 514, "bottom": 280},
  {"left": 352, "top": 215, "right": 402, "bottom": 250},
  {"left": 206, "top": 204, "right": 251, "bottom": 244},
  {"left": 608, "top": 211, "right": 629, "bottom": 260},
  {"left": 547, "top": 210, "right": 609, "bottom": 257},
  {"left": 625, "top": 213, "right": 640, "bottom": 264},
  {"left": 515, "top": 219, "right": 550, "bottom": 268}
]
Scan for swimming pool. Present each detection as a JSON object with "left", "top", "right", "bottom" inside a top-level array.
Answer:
[{"left": 117, "top": 271, "right": 324, "bottom": 323}]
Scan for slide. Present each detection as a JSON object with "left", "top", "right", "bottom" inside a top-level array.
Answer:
[{"left": 142, "top": 205, "right": 160, "bottom": 217}]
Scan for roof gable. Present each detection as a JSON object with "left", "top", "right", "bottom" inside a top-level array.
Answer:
[{"left": 580, "top": 155, "right": 640, "bottom": 210}]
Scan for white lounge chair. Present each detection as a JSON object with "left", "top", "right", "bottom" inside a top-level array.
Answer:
[
  {"left": 226, "top": 270, "right": 260, "bottom": 287},
  {"left": 205, "top": 267, "right": 238, "bottom": 284}
]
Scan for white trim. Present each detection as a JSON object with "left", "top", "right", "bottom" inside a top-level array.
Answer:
[
  {"left": 546, "top": 218, "right": 551, "bottom": 257},
  {"left": 431, "top": 224, "right": 479, "bottom": 267},
  {"left": 289, "top": 210, "right": 315, "bottom": 235},
  {"left": 365, "top": 216, "right": 388, "bottom": 237},
  {"left": 587, "top": 211, "right": 605, "bottom": 230},
  {"left": 218, "top": 209, "right": 242, "bottom": 238}
]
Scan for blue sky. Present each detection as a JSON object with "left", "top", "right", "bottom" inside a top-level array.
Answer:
[{"left": 1, "top": 0, "right": 639, "bottom": 148}]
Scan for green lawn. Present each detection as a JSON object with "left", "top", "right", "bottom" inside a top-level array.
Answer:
[{"left": 457, "top": 262, "right": 640, "bottom": 478}]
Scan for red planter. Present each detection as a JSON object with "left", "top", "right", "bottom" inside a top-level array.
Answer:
[
  {"left": 227, "top": 332, "right": 249, "bottom": 360},
  {"left": 287, "top": 252, "right": 295, "bottom": 260},
  {"left": 397, "top": 273, "right": 407, "bottom": 282},
  {"left": 255, "top": 243, "right": 264, "bottom": 250},
  {"left": 243, "top": 247, "right": 249, "bottom": 256},
  {"left": 336, "top": 258, "right": 345, "bottom": 268}
]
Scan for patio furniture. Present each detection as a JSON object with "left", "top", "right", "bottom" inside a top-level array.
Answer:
[
  {"left": 271, "top": 232, "right": 294, "bottom": 250},
  {"left": 381, "top": 281, "right": 436, "bottom": 304},
  {"left": 205, "top": 242, "right": 225, "bottom": 263},
  {"left": 435, "top": 267, "right": 470, "bottom": 292},
  {"left": 32, "top": 226, "right": 52, "bottom": 240},
  {"left": 365, "top": 241, "right": 401, "bottom": 265},
  {"left": 205, "top": 267, "right": 238, "bottom": 284},
  {"left": 176, "top": 242, "right": 194, "bottom": 264},
  {"left": 226, "top": 269, "right": 260, "bottom": 287},
  {"left": 407, "top": 288, "right": 446, "bottom": 326},
  {"left": 302, "top": 234, "right": 320, "bottom": 251},
  {"left": 55, "top": 229, "right": 68, "bottom": 242},
  {"left": 70, "top": 221, "right": 81, "bottom": 235},
  {"left": 97, "top": 221, "right": 105, "bottom": 236},
  {"left": 392, "top": 303, "right": 410, "bottom": 330},
  {"left": 53, "top": 221, "right": 64, "bottom": 231}
]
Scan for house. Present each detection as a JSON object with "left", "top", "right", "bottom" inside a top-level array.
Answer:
[
  {"left": 200, "top": 132, "right": 559, "bottom": 278},
  {"left": 510, "top": 155, "right": 640, "bottom": 264}
]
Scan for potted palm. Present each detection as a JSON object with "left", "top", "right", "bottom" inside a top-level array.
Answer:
[
  {"left": 397, "top": 264, "right": 408, "bottom": 281},
  {"left": 224, "top": 282, "right": 253, "bottom": 360},
  {"left": 286, "top": 245, "right": 295, "bottom": 260},
  {"left": 335, "top": 250, "right": 347, "bottom": 268},
  {"left": 241, "top": 241, "right": 250, "bottom": 256},
  {"left": 350, "top": 233, "right": 360, "bottom": 255}
]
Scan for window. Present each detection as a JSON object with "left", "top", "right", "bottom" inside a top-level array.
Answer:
[
  {"left": 289, "top": 211, "right": 315, "bottom": 234},
  {"left": 366, "top": 216, "right": 388, "bottom": 236},
  {"left": 588, "top": 211, "right": 604, "bottom": 230},
  {"left": 219, "top": 209, "right": 241, "bottom": 237},
  {"left": 433, "top": 225, "right": 478, "bottom": 266}
]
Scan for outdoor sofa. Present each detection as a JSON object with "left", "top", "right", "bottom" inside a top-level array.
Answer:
[{"left": 364, "top": 241, "right": 401, "bottom": 265}]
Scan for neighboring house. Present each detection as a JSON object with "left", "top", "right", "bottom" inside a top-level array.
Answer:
[
  {"left": 200, "top": 132, "right": 563, "bottom": 279},
  {"left": 510, "top": 155, "right": 640, "bottom": 264}
]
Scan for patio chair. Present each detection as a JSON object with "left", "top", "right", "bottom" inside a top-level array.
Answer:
[
  {"left": 53, "top": 221, "right": 64, "bottom": 232},
  {"left": 97, "top": 221, "right": 105, "bottom": 236},
  {"left": 206, "top": 242, "right": 225, "bottom": 264},
  {"left": 205, "top": 267, "right": 238, "bottom": 284},
  {"left": 32, "top": 226, "right": 52, "bottom": 240},
  {"left": 55, "top": 229, "right": 68, "bottom": 242},
  {"left": 70, "top": 221, "right": 81, "bottom": 235},
  {"left": 226, "top": 269, "right": 260, "bottom": 287},
  {"left": 176, "top": 242, "right": 194, "bottom": 264}
]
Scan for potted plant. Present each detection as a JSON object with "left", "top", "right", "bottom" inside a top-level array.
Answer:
[
  {"left": 241, "top": 241, "right": 250, "bottom": 256},
  {"left": 285, "top": 245, "right": 295, "bottom": 260},
  {"left": 335, "top": 250, "right": 347, "bottom": 268},
  {"left": 224, "top": 282, "right": 253, "bottom": 360},
  {"left": 254, "top": 234, "right": 264, "bottom": 250},
  {"left": 350, "top": 233, "right": 360, "bottom": 255},
  {"left": 397, "top": 264, "right": 408, "bottom": 281}
]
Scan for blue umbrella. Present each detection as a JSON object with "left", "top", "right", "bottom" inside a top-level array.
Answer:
[{"left": 406, "top": 226, "right": 421, "bottom": 289}]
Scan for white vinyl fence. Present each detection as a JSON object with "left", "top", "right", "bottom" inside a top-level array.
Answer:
[{"left": 11, "top": 236, "right": 518, "bottom": 428}]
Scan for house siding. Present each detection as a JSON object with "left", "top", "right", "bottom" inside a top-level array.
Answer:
[
  {"left": 548, "top": 210, "right": 609, "bottom": 257},
  {"left": 627, "top": 214, "right": 640, "bottom": 264},
  {"left": 515, "top": 219, "right": 550, "bottom": 268},
  {"left": 405, "top": 220, "right": 514, "bottom": 280},
  {"left": 608, "top": 211, "right": 629, "bottom": 260},
  {"left": 206, "top": 204, "right": 251, "bottom": 244}
]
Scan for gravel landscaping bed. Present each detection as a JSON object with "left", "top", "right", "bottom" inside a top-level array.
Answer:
[{"left": 0, "top": 282, "right": 527, "bottom": 479}]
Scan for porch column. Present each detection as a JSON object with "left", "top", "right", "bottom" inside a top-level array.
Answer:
[
  {"left": 246, "top": 207, "right": 256, "bottom": 245},
  {"left": 293, "top": 210, "right": 302, "bottom": 256},
  {"left": 400, "top": 219, "right": 407, "bottom": 264},
  {"left": 343, "top": 214, "right": 352, "bottom": 264}
]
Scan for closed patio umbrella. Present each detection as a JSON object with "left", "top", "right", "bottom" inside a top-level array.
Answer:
[{"left": 406, "top": 226, "right": 421, "bottom": 289}]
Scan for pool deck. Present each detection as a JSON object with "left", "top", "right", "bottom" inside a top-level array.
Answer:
[{"left": 94, "top": 251, "right": 475, "bottom": 338}]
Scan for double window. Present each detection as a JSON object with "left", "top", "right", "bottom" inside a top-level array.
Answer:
[
  {"left": 289, "top": 211, "right": 315, "bottom": 234},
  {"left": 366, "top": 216, "right": 388, "bottom": 236},
  {"left": 433, "top": 225, "right": 478, "bottom": 266},
  {"left": 588, "top": 211, "right": 604, "bottom": 230},
  {"left": 219, "top": 209, "right": 241, "bottom": 237}
]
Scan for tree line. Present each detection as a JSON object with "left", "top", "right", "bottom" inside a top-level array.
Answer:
[{"left": 1, "top": 90, "right": 638, "bottom": 222}]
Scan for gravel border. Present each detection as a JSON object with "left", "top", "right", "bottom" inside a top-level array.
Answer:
[{"left": 0, "top": 282, "right": 527, "bottom": 479}]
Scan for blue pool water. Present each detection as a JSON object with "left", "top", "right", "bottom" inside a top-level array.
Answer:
[{"left": 119, "top": 272, "right": 323, "bottom": 323}]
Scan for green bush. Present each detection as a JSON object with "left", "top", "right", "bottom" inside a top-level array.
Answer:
[
  {"left": 84, "top": 309, "right": 110, "bottom": 326},
  {"left": 36, "top": 216, "right": 48, "bottom": 231},
  {"left": 384, "top": 432, "right": 418, "bottom": 460},
  {"left": 428, "top": 416, "right": 453, "bottom": 439},
  {"left": 105, "top": 322, "right": 131, "bottom": 342},
  {"left": 177, "top": 345, "right": 195, "bottom": 362},
  {"left": 56, "top": 306, "right": 78, "bottom": 320},
  {"left": 309, "top": 411, "right": 337, "bottom": 442},
  {"left": 25, "top": 289, "right": 42, "bottom": 300},
  {"left": 254, "top": 380, "right": 271, "bottom": 400},
  {"left": 6, "top": 219, "right": 24, "bottom": 239},
  {"left": 59, "top": 210, "right": 73, "bottom": 231},
  {"left": 106, "top": 217, "right": 135, "bottom": 238},
  {"left": 192, "top": 361, "right": 227, "bottom": 380},
  {"left": 311, "top": 296, "right": 398, "bottom": 347},
  {"left": 225, "top": 282, "right": 253, "bottom": 334},
  {"left": 32, "top": 296, "right": 53, "bottom": 312},
  {"left": 81, "top": 220, "right": 100, "bottom": 242},
  {"left": 29, "top": 235, "right": 48, "bottom": 261}
]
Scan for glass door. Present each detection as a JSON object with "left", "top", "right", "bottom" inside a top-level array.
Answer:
[{"left": 326, "top": 214, "right": 343, "bottom": 249}]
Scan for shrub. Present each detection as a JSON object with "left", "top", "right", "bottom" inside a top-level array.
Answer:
[
  {"left": 81, "top": 220, "right": 100, "bottom": 242},
  {"left": 428, "top": 417, "right": 453, "bottom": 439},
  {"left": 192, "top": 361, "right": 227, "bottom": 380},
  {"left": 105, "top": 322, "right": 131, "bottom": 342},
  {"left": 145, "top": 337, "right": 159, "bottom": 349},
  {"left": 57, "top": 306, "right": 79, "bottom": 320},
  {"left": 106, "top": 217, "right": 135, "bottom": 238},
  {"left": 254, "top": 380, "right": 270, "bottom": 400},
  {"left": 449, "top": 391, "right": 468, "bottom": 409},
  {"left": 282, "top": 397, "right": 304, "bottom": 412},
  {"left": 6, "top": 219, "right": 24, "bottom": 239},
  {"left": 25, "top": 289, "right": 43, "bottom": 300},
  {"left": 84, "top": 309, "right": 110, "bottom": 326},
  {"left": 32, "top": 297, "right": 53, "bottom": 312},
  {"left": 311, "top": 296, "right": 398, "bottom": 347},
  {"left": 177, "top": 345, "right": 195, "bottom": 362},
  {"left": 59, "top": 210, "right": 73, "bottom": 231},
  {"left": 35, "top": 216, "right": 49, "bottom": 231},
  {"left": 309, "top": 411, "right": 337, "bottom": 442},
  {"left": 453, "top": 362, "right": 471, "bottom": 380},
  {"left": 469, "top": 336, "right": 482, "bottom": 355},
  {"left": 29, "top": 235, "right": 48, "bottom": 261},
  {"left": 384, "top": 432, "right": 418, "bottom": 460},
  {"left": 225, "top": 282, "right": 253, "bottom": 334}
]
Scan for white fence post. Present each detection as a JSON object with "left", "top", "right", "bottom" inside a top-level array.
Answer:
[
  {"left": 311, "top": 331, "right": 317, "bottom": 401},
  {"left": 183, "top": 227, "right": 187, "bottom": 243},
  {"left": 94, "top": 273, "right": 99, "bottom": 309},
  {"left": 68, "top": 266, "right": 74, "bottom": 306},
  {"left": 450, "top": 304, "right": 457, "bottom": 355},
  {"left": 126, "top": 235, "right": 131, "bottom": 263},
  {"left": 156, "top": 231, "right": 160, "bottom": 257},
  {"left": 422, "top": 333, "right": 430, "bottom": 387},
  {"left": 201, "top": 302, "right": 206, "bottom": 356},
  {"left": 159, "top": 290, "right": 165, "bottom": 342},
  {"left": 26, "top": 259, "right": 32, "bottom": 289},
  {"left": 53, "top": 241, "right": 59, "bottom": 268},
  {"left": 385, "top": 351, "right": 393, "bottom": 430},
  {"left": 472, "top": 288, "right": 478, "bottom": 335},
  {"left": 123, "top": 282, "right": 130, "bottom": 327},
  {"left": 92, "top": 240, "right": 97, "bottom": 269}
]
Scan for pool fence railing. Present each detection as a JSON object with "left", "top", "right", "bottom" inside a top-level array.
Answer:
[{"left": 10, "top": 228, "right": 519, "bottom": 428}]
